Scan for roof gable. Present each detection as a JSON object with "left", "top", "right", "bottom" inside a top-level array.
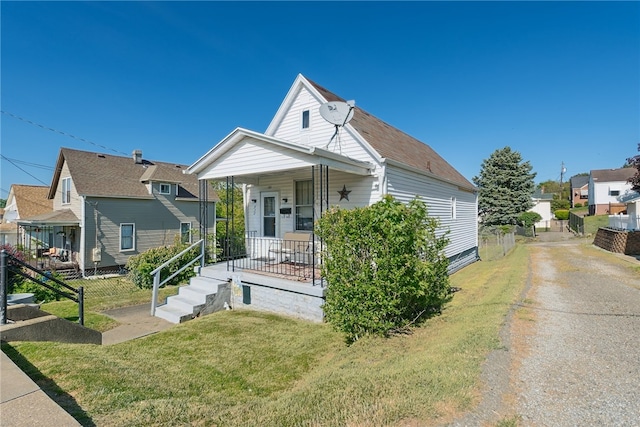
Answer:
[
  {"left": 268, "top": 75, "right": 475, "bottom": 191},
  {"left": 9, "top": 185, "right": 53, "bottom": 219}
]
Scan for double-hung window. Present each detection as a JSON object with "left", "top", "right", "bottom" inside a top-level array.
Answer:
[
  {"left": 180, "top": 222, "right": 192, "bottom": 244},
  {"left": 301, "top": 110, "right": 310, "bottom": 129},
  {"left": 120, "top": 223, "right": 135, "bottom": 251},
  {"left": 295, "top": 180, "right": 313, "bottom": 231},
  {"left": 61, "top": 177, "right": 71, "bottom": 205}
]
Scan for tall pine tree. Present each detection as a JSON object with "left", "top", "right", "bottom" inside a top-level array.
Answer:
[{"left": 473, "top": 146, "right": 536, "bottom": 226}]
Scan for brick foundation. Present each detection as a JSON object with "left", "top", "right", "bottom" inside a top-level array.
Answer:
[{"left": 593, "top": 228, "right": 640, "bottom": 255}]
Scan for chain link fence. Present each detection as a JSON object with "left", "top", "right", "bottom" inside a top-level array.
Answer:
[{"left": 478, "top": 227, "right": 516, "bottom": 261}]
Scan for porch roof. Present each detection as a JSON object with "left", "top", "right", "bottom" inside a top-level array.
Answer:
[
  {"left": 187, "top": 128, "right": 374, "bottom": 181},
  {"left": 17, "top": 209, "right": 80, "bottom": 227}
]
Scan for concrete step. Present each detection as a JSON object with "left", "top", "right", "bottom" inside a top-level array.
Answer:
[
  {"left": 178, "top": 284, "right": 211, "bottom": 303},
  {"left": 165, "top": 294, "right": 205, "bottom": 313},
  {"left": 154, "top": 304, "right": 193, "bottom": 324}
]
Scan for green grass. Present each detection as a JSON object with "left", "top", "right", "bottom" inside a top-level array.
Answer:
[
  {"left": 3, "top": 245, "right": 530, "bottom": 426},
  {"left": 584, "top": 214, "right": 609, "bottom": 235},
  {"left": 40, "top": 276, "right": 180, "bottom": 332}
]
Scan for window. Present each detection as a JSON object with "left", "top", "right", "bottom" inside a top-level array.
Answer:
[
  {"left": 159, "top": 183, "right": 171, "bottom": 195},
  {"left": 120, "top": 223, "right": 135, "bottom": 251},
  {"left": 61, "top": 177, "right": 71, "bottom": 204},
  {"left": 295, "top": 180, "right": 313, "bottom": 231},
  {"left": 610, "top": 190, "right": 620, "bottom": 196},
  {"left": 451, "top": 197, "right": 457, "bottom": 219},
  {"left": 180, "top": 222, "right": 192, "bottom": 244},
  {"left": 301, "top": 110, "right": 310, "bottom": 129}
]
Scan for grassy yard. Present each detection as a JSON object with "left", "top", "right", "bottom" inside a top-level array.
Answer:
[
  {"left": 3, "top": 245, "right": 530, "bottom": 427},
  {"left": 584, "top": 214, "right": 609, "bottom": 235},
  {"left": 39, "top": 276, "right": 180, "bottom": 332}
]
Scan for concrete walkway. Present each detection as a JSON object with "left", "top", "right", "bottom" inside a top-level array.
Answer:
[{"left": 1, "top": 303, "right": 174, "bottom": 426}]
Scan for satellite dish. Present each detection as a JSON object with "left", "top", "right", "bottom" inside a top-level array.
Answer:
[
  {"left": 319, "top": 101, "right": 355, "bottom": 126},
  {"left": 319, "top": 100, "right": 355, "bottom": 153}
]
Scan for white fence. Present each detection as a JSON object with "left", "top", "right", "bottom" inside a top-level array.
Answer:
[{"left": 608, "top": 214, "right": 640, "bottom": 231}]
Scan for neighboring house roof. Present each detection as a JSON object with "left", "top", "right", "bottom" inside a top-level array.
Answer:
[
  {"left": 6, "top": 185, "right": 53, "bottom": 220},
  {"left": 590, "top": 168, "right": 636, "bottom": 182},
  {"left": 618, "top": 190, "right": 640, "bottom": 204},
  {"left": 307, "top": 78, "right": 475, "bottom": 191},
  {"left": 17, "top": 209, "right": 80, "bottom": 226},
  {"left": 570, "top": 175, "right": 589, "bottom": 189},
  {"left": 47, "top": 148, "right": 217, "bottom": 201},
  {"left": 532, "top": 188, "right": 554, "bottom": 200}
]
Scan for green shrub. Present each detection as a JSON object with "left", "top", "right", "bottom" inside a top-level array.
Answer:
[
  {"left": 125, "top": 241, "right": 199, "bottom": 289},
  {"left": 1, "top": 244, "right": 26, "bottom": 294},
  {"left": 316, "top": 195, "right": 451, "bottom": 343},
  {"left": 12, "top": 271, "right": 65, "bottom": 303},
  {"left": 574, "top": 202, "right": 583, "bottom": 208},
  {"left": 517, "top": 211, "right": 542, "bottom": 228},
  {"left": 555, "top": 209, "right": 570, "bottom": 220}
]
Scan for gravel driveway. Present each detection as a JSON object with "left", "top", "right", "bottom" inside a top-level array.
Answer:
[{"left": 450, "top": 233, "right": 640, "bottom": 426}]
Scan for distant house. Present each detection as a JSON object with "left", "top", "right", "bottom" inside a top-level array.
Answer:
[
  {"left": 17, "top": 148, "right": 218, "bottom": 276},
  {"left": 588, "top": 168, "right": 636, "bottom": 215},
  {"left": 570, "top": 175, "right": 589, "bottom": 208},
  {"left": 529, "top": 188, "right": 553, "bottom": 229},
  {"left": 0, "top": 185, "right": 52, "bottom": 247}
]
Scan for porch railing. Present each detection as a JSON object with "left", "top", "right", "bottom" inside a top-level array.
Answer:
[
  {"left": 150, "top": 239, "right": 204, "bottom": 316},
  {"left": 608, "top": 214, "right": 640, "bottom": 231},
  {"left": 226, "top": 234, "right": 321, "bottom": 283}
]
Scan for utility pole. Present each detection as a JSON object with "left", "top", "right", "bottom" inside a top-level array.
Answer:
[{"left": 560, "top": 161, "right": 566, "bottom": 185}]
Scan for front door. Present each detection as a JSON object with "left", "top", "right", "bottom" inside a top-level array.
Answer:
[{"left": 261, "top": 192, "right": 279, "bottom": 237}]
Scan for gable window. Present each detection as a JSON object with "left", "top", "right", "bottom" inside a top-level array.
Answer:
[
  {"left": 180, "top": 222, "right": 192, "bottom": 244},
  {"left": 301, "top": 110, "right": 310, "bottom": 129},
  {"left": 451, "top": 197, "right": 457, "bottom": 219},
  {"left": 61, "top": 177, "right": 71, "bottom": 204},
  {"left": 295, "top": 180, "right": 313, "bottom": 231},
  {"left": 120, "top": 223, "right": 135, "bottom": 251},
  {"left": 159, "top": 183, "right": 171, "bottom": 195}
]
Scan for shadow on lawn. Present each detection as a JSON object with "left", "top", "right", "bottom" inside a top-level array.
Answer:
[{"left": 1, "top": 343, "right": 96, "bottom": 427}]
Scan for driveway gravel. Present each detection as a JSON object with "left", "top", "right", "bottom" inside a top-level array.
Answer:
[{"left": 449, "top": 232, "right": 640, "bottom": 426}]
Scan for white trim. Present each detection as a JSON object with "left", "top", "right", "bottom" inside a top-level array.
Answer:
[
  {"left": 119, "top": 223, "right": 135, "bottom": 252},
  {"left": 159, "top": 183, "right": 171, "bottom": 195}
]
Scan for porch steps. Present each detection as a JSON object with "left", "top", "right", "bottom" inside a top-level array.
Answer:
[{"left": 153, "top": 275, "right": 228, "bottom": 324}]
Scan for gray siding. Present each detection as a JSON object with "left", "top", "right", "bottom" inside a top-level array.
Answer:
[{"left": 83, "top": 196, "right": 214, "bottom": 270}]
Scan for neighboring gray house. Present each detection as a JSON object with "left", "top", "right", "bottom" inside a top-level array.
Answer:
[{"left": 18, "top": 147, "right": 218, "bottom": 276}]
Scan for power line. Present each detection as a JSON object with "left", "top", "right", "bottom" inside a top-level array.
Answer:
[
  {"left": 1, "top": 157, "right": 54, "bottom": 171},
  {"left": 1, "top": 155, "right": 50, "bottom": 186},
  {"left": 1, "top": 110, "right": 129, "bottom": 156}
]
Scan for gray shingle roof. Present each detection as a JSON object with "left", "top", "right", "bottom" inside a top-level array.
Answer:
[
  {"left": 570, "top": 175, "right": 589, "bottom": 189},
  {"left": 590, "top": 168, "right": 636, "bottom": 182},
  {"left": 48, "top": 148, "right": 218, "bottom": 201},
  {"left": 308, "top": 78, "right": 475, "bottom": 191},
  {"left": 11, "top": 185, "right": 53, "bottom": 218}
]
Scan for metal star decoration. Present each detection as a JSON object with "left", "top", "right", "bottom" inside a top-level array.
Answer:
[{"left": 338, "top": 185, "right": 351, "bottom": 201}]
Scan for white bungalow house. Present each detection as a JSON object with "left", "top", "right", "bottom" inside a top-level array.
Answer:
[{"left": 157, "top": 75, "right": 479, "bottom": 323}]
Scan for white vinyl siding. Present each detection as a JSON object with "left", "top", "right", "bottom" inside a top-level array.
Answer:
[
  {"left": 386, "top": 166, "right": 477, "bottom": 258},
  {"left": 120, "top": 223, "right": 135, "bottom": 251},
  {"left": 269, "top": 86, "right": 376, "bottom": 163}
]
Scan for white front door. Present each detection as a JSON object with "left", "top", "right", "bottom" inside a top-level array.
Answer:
[{"left": 261, "top": 192, "right": 279, "bottom": 237}]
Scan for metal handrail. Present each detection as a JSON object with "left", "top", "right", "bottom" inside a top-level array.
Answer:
[
  {"left": 1, "top": 249, "right": 84, "bottom": 325},
  {"left": 150, "top": 239, "right": 204, "bottom": 316}
]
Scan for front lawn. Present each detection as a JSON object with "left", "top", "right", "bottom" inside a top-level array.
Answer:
[{"left": 3, "top": 245, "right": 529, "bottom": 426}]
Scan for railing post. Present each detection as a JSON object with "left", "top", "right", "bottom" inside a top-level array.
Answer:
[
  {"left": 200, "top": 238, "right": 205, "bottom": 270},
  {"left": 151, "top": 272, "right": 160, "bottom": 316},
  {"left": 1, "top": 250, "right": 7, "bottom": 325},
  {"left": 78, "top": 286, "right": 84, "bottom": 326}
]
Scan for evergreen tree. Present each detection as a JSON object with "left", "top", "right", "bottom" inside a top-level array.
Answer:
[{"left": 473, "top": 146, "right": 536, "bottom": 226}]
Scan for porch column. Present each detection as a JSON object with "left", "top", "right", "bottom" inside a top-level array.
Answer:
[{"left": 199, "top": 179, "right": 209, "bottom": 268}]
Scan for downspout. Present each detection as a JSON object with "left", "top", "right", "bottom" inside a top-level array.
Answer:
[{"left": 80, "top": 196, "right": 86, "bottom": 277}]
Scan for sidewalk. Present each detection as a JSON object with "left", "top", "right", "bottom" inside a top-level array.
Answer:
[{"left": 1, "top": 303, "right": 173, "bottom": 426}]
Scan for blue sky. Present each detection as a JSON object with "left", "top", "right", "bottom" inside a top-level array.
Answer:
[{"left": 2, "top": 1, "right": 639, "bottom": 199}]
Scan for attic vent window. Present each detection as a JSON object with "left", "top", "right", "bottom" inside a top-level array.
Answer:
[
  {"left": 159, "top": 183, "right": 171, "bottom": 195},
  {"left": 97, "top": 154, "right": 105, "bottom": 158},
  {"left": 302, "top": 110, "right": 310, "bottom": 129}
]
